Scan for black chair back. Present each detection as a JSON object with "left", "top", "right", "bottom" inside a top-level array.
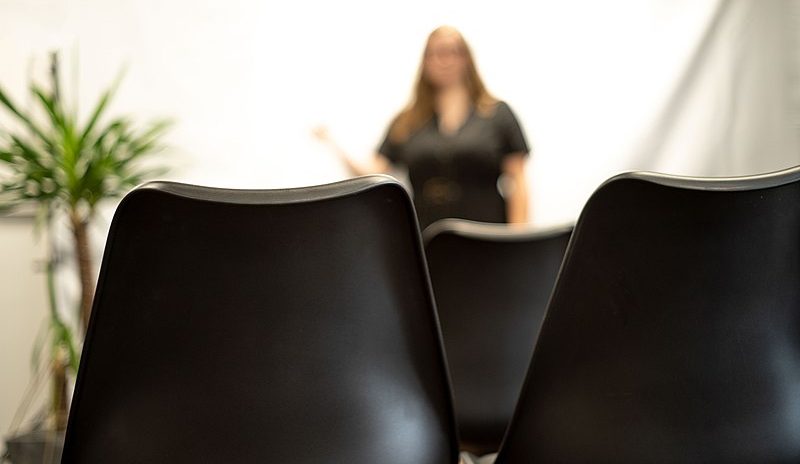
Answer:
[
  {"left": 62, "top": 176, "right": 458, "bottom": 464},
  {"left": 424, "top": 219, "right": 571, "bottom": 455},
  {"left": 497, "top": 168, "right": 800, "bottom": 463}
]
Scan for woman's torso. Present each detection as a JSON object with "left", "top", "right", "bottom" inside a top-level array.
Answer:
[{"left": 383, "top": 101, "right": 525, "bottom": 229}]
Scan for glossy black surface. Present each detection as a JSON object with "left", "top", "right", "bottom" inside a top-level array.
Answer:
[
  {"left": 496, "top": 167, "right": 800, "bottom": 463},
  {"left": 62, "top": 175, "right": 458, "bottom": 464},
  {"left": 424, "top": 219, "right": 571, "bottom": 455}
]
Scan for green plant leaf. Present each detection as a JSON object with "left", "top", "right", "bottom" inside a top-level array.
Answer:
[
  {"left": 2, "top": 57, "right": 169, "bottom": 380},
  {"left": 0, "top": 202, "right": 21, "bottom": 214},
  {"left": 79, "top": 70, "right": 125, "bottom": 146},
  {"left": 30, "top": 319, "right": 50, "bottom": 371},
  {"left": 0, "top": 85, "right": 49, "bottom": 142},
  {"left": 8, "top": 134, "right": 48, "bottom": 171},
  {"left": 52, "top": 319, "right": 80, "bottom": 373},
  {"left": 31, "top": 85, "right": 65, "bottom": 132}
]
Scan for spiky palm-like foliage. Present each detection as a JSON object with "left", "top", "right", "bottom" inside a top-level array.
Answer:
[{"left": 0, "top": 53, "right": 170, "bottom": 430}]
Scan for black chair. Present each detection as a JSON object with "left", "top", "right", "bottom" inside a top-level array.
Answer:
[
  {"left": 496, "top": 167, "right": 800, "bottom": 463},
  {"left": 61, "top": 175, "right": 459, "bottom": 464},
  {"left": 423, "top": 219, "right": 571, "bottom": 455}
]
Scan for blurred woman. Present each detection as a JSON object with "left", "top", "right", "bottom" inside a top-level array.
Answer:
[{"left": 316, "top": 26, "right": 530, "bottom": 229}]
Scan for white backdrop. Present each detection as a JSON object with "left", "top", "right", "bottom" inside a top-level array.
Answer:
[
  {"left": 5, "top": 0, "right": 795, "bottom": 227},
  {"left": 2, "top": 0, "right": 799, "bottom": 434}
]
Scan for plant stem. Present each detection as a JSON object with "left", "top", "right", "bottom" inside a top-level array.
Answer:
[
  {"left": 70, "top": 210, "right": 94, "bottom": 332},
  {"left": 46, "top": 238, "right": 69, "bottom": 431},
  {"left": 51, "top": 356, "right": 69, "bottom": 431}
]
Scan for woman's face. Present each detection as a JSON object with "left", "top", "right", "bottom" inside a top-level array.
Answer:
[{"left": 423, "top": 31, "right": 468, "bottom": 89}]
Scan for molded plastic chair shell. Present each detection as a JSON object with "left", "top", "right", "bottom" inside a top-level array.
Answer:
[
  {"left": 61, "top": 175, "right": 458, "bottom": 464},
  {"left": 424, "top": 219, "right": 571, "bottom": 455},
  {"left": 496, "top": 167, "right": 800, "bottom": 463}
]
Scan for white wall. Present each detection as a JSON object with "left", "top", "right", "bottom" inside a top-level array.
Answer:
[
  {"left": 2, "top": 0, "right": 743, "bottom": 226},
  {"left": 2, "top": 1, "right": 797, "bottom": 224},
  {"left": 1, "top": 0, "right": 799, "bottom": 437},
  {"left": 0, "top": 215, "right": 49, "bottom": 436}
]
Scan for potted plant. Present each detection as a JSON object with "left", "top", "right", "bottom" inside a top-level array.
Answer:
[{"left": 0, "top": 52, "right": 171, "bottom": 463}]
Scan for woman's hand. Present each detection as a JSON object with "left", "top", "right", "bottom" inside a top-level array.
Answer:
[
  {"left": 311, "top": 125, "right": 332, "bottom": 145},
  {"left": 502, "top": 153, "right": 530, "bottom": 224},
  {"left": 311, "top": 125, "right": 391, "bottom": 176}
]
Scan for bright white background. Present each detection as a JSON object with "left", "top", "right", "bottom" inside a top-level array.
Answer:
[
  {"left": 2, "top": 0, "right": 799, "bottom": 435},
  {"left": 4, "top": 0, "right": 744, "bottom": 226}
]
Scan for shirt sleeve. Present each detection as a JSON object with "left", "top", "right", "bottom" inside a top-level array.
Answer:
[
  {"left": 496, "top": 101, "right": 530, "bottom": 157},
  {"left": 377, "top": 126, "right": 400, "bottom": 164}
]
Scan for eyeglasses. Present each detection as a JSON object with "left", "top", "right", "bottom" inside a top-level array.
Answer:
[{"left": 425, "top": 46, "right": 464, "bottom": 60}]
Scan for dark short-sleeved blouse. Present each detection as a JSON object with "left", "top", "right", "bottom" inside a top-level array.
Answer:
[{"left": 378, "top": 101, "right": 529, "bottom": 230}]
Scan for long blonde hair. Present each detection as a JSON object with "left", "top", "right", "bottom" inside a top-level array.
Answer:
[{"left": 389, "top": 26, "right": 497, "bottom": 143}]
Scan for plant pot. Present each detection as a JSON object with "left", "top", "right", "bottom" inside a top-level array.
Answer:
[{"left": 3, "top": 430, "right": 64, "bottom": 464}]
